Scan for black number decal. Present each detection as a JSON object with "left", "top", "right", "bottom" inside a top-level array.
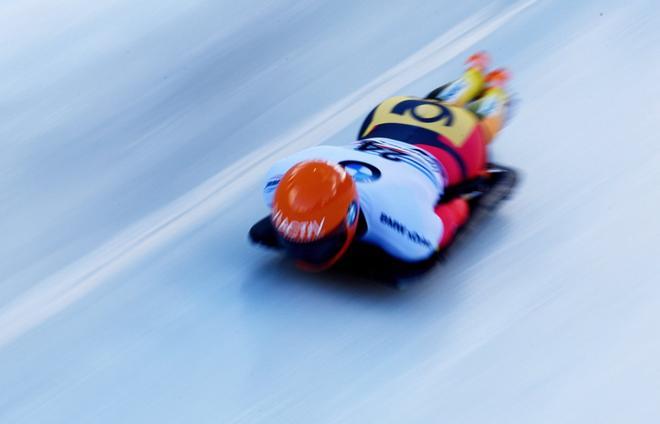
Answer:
[{"left": 390, "top": 99, "right": 454, "bottom": 126}]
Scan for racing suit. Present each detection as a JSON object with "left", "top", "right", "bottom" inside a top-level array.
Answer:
[{"left": 262, "top": 74, "right": 508, "bottom": 263}]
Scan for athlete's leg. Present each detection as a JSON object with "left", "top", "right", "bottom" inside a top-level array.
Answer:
[
  {"left": 468, "top": 69, "right": 510, "bottom": 144},
  {"left": 426, "top": 52, "right": 489, "bottom": 106},
  {"left": 435, "top": 198, "right": 469, "bottom": 249}
]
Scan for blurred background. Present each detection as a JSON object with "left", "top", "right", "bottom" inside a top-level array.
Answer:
[{"left": 1, "top": 0, "right": 660, "bottom": 422}]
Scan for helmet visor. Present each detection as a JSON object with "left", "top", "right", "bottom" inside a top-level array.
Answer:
[{"left": 279, "top": 222, "right": 348, "bottom": 267}]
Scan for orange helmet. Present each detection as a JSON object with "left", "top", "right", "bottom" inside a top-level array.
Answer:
[{"left": 272, "top": 160, "right": 359, "bottom": 270}]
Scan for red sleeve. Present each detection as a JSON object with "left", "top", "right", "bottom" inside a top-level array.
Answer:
[{"left": 434, "top": 198, "right": 470, "bottom": 249}]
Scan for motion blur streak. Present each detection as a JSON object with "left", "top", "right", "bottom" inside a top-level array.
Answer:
[
  {"left": 0, "top": 0, "right": 536, "bottom": 349},
  {"left": 4, "top": 0, "right": 660, "bottom": 423}
]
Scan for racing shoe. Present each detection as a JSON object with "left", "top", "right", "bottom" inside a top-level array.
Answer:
[
  {"left": 484, "top": 68, "right": 510, "bottom": 88},
  {"left": 466, "top": 51, "right": 490, "bottom": 73}
]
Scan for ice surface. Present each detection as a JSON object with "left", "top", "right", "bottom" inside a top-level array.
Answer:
[{"left": 1, "top": 0, "right": 660, "bottom": 423}]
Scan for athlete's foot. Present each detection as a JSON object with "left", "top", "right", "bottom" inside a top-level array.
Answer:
[
  {"left": 469, "top": 68, "right": 511, "bottom": 116},
  {"left": 433, "top": 52, "right": 491, "bottom": 106},
  {"left": 484, "top": 68, "right": 510, "bottom": 88},
  {"left": 466, "top": 51, "right": 490, "bottom": 73}
]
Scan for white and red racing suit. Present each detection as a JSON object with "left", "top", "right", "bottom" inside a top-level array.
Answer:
[
  {"left": 261, "top": 56, "right": 509, "bottom": 263},
  {"left": 263, "top": 137, "right": 468, "bottom": 262}
]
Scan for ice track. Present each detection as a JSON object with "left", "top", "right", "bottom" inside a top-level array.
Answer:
[{"left": 1, "top": 0, "right": 660, "bottom": 422}]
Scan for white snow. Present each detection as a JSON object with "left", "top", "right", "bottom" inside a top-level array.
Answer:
[{"left": 1, "top": 0, "right": 660, "bottom": 423}]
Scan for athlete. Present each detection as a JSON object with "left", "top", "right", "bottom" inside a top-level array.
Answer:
[{"left": 250, "top": 52, "right": 517, "bottom": 273}]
